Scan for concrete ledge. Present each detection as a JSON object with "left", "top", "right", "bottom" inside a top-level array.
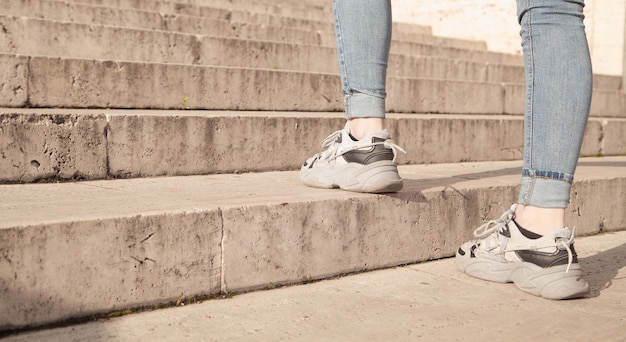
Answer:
[
  {"left": 2, "top": 109, "right": 625, "bottom": 182},
  {"left": 0, "top": 112, "right": 108, "bottom": 182},
  {"left": 390, "top": 55, "right": 519, "bottom": 83},
  {"left": 0, "top": 213, "right": 223, "bottom": 331},
  {"left": 61, "top": 0, "right": 333, "bottom": 23},
  {"left": 6, "top": 231, "right": 624, "bottom": 341},
  {"left": 2, "top": 54, "right": 620, "bottom": 118},
  {"left": 2, "top": 16, "right": 619, "bottom": 92},
  {"left": 22, "top": 55, "right": 626, "bottom": 117},
  {"left": 0, "top": 157, "right": 625, "bottom": 329},
  {"left": 392, "top": 40, "right": 523, "bottom": 66},
  {"left": 25, "top": 56, "right": 342, "bottom": 110},
  {"left": 0, "top": 0, "right": 334, "bottom": 33},
  {"left": 0, "top": 2, "right": 478, "bottom": 51},
  {"left": 0, "top": 16, "right": 497, "bottom": 74}
]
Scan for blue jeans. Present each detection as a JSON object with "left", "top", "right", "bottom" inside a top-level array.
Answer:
[
  {"left": 332, "top": 0, "right": 391, "bottom": 119},
  {"left": 332, "top": 0, "right": 592, "bottom": 208}
]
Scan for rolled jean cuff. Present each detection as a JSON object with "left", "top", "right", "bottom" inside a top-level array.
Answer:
[
  {"left": 517, "top": 172, "right": 573, "bottom": 208},
  {"left": 344, "top": 91, "right": 386, "bottom": 119}
]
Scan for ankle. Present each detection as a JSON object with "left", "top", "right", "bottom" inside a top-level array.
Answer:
[
  {"left": 514, "top": 204, "right": 565, "bottom": 236},
  {"left": 348, "top": 118, "right": 385, "bottom": 140}
]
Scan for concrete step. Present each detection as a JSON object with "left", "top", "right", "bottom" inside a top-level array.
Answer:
[
  {"left": 62, "top": 0, "right": 334, "bottom": 22},
  {"left": 0, "top": 15, "right": 338, "bottom": 72},
  {"left": 0, "top": 17, "right": 492, "bottom": 84},
  {"left": 0, "top": 109, "right": 626, "bottom": 182},
  {"left": 0, "top": 0, "right": 493, "bottom": 52},
  {"left": 0, "top": 0, "right": 334, "bottom": 33},
  {"left": 2, "top": 2, "right": 620, "bottom": 90},
  {"left": 390, "top": 54, "right": 622, "bottom": 91},
  {"left": 0, "top": 0, "right": 328, "bottom": 46},
  {"left": 391, "top": 39, "right": 521, "bottom": 66},
  {"left": 1, "top": 156, "right": 625, "bottom": 330},
  {"left": 0, "top": 0, "right": 331, "bottom": 41},
  {"left": 1, "top": 54, "right": 623, "bottom": 115},
  {"left": 391, "top": 52, "right": 619, "bottom": 90},
  {"left": 3, "top": 230, "right": 625, "bottom": 340},
  {"left": 0, "top": 1, "right": 484, "bottom": 52},
  {"left": 0, "top": 15, "right": 619, "bottom": 91},
  {"left": 175, "top": 0, "right": 332, "bottom": 14},
  {"left": 0, "top": 15, "right": 496, "bottom": 72},
  {"left": 59, "top": 0, "right": 433, "bottom": 41},
  {"left": 2, "top": 108, "right": 625, "bottom": 183},
  {"left": 55, "top": 0, "right": 430, "bottom": 38}
]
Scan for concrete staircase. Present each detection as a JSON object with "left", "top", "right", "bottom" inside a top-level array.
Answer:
[{"left": 1, "top": 0, "right": 625, "bottom": 333}]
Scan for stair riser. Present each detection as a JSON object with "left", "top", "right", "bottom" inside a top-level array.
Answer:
[
  {"left": 1, "top": 11, "right": 619, "bottom": 89},
  {"left": 392, "top": 40, "right": 522, "bottom": 66},
  {"left": 0, "top": 16, "right": 501, "bottom": 74},
  {"left": 2, "top": 111, "right": 624, "bottom": 183},
  {"left": 0, "top": 212, "right": 223, "bottom": 331},
  {"left": 0, "top": 16, "right": 333, "bottom": 72},
  {"left": 61, "top": 0, "right": 333, "bottom": 23},
  {"left": 0, "top": 0, "right": 489, "bottom": 51},
  {"left": 1, "top": 174, "right": 624, "bottom": 330},
  {"left": 221, "top": 178, "right": 626, "bottom": 291},
  {"left": 12, "top": 55, "right": 625, "bottom": 116},
  {"left": 0, "top": 0, "right": 333, "bottom": 43}
]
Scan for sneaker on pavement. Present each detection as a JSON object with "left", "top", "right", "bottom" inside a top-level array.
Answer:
[
  {"left": 300, "top": 123, "right": 405, "bottom": 193},
  {"left": 456, "top": 204, "right": 589, "bottom": 300}
]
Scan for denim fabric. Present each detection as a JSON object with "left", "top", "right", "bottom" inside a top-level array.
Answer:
[
  {"left": 332, "top": 0, "right": 391, "bottom": 119},
  {"left": 332, "top": 0, "right": 592, "bottom": 208},
  {"left": 516, "top": 0, "right": 593, "bottom": 208}
]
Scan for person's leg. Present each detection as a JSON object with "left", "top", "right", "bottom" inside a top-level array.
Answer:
[
  {"left": 456, "top": 0, "right": 592, "bottom": 299},
  {"left": 300, "top": 0, "right": 404, "bottom": 193},
  {"left": 333, "top": 0, "right": 392, "bottom": 139},
  {"left": 513, "top": 0, "right": 592, "bottom": 234},
  {"left": 333, "top": 0, "right": 391, "bottom": 139}
]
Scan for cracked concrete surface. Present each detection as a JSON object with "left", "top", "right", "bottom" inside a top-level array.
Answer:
[{"left": 3, "top": 231, "right": 625, "bottom": 341}]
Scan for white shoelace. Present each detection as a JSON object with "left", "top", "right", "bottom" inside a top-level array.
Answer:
[
  {"left": 557, "top": 228, "right": 576, "bottom": 273},
  {"left": 473, "top": 204, "right": 517, "bottom": 240},
  {"left": 318, "top": 130, "right": 406, "bottom": 163},
  {"left": 472, "top": 204, "right": 576, "bottom": 273}
]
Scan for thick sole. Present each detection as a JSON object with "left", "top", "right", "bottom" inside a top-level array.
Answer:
[
  {"left": 300, "top": 160, "right": 403, "bottom": 193},
  {"left": 456, "top": 250, "right": 589, "bottom": 300}
]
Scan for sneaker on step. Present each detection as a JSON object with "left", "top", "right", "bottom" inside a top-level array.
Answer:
[
  {"left": 456, "top": 204, "right": 589, "bottom": 300},
  {"left": 300, "top": 123, "right": 405, "bottom": 193}
]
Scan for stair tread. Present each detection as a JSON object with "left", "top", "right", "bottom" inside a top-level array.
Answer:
[{"left": 3, "top": 157, "right": 625, "bottom": 228}]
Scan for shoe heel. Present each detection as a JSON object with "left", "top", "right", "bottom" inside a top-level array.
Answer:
[
  {"left": 514, "top": 264, "right": 589, "bottom": 300},
  {"left": 342, "top": 161, "right": 402, "bottom": 193}
]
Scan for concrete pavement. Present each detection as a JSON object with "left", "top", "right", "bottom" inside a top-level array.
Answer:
[{"left": 4, "top": 230, "right": 625, "bottom": 341}]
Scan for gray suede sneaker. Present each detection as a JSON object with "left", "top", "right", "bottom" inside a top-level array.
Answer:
[
  {"left": 456, "top": 204, "right": 589, "bottom": 300},
  {"left": 300, "top": 123, "right": 405, "bottom": 193}
]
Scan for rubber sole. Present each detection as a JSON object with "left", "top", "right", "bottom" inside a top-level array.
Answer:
[
  {"left": 300, "top": 160, "right": 403, "bottom": 193},
  {"left": 456, "top": 250, "right": 589, "bottom": 300}
]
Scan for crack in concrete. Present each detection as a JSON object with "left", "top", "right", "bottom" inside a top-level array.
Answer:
[
  {"left": 103, "top": 114, "right": 111, "bottom": 179},
  {"left": 599, "top": 119, "right": 608, "bottom": 156},
  {"left": 218, "top": 207, "right": 227, "bottom": 294},
  {"left": 130, "top": 256, "right": 156, "bottom": 265},
  {"left": 140, "top": 233, "right": 155, "bottom": 243}
]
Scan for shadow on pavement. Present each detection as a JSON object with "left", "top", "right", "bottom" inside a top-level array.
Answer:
[{"left": 580, "top": 241, "right": 626, "bottom": 297}]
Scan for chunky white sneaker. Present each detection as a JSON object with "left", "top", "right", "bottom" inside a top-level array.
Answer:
[
  {"left": 300, "top": 123, "right": 405, "bottom": 193},
  {"left": 456, "top": 204, "right": 589, "bottom": 300}
]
